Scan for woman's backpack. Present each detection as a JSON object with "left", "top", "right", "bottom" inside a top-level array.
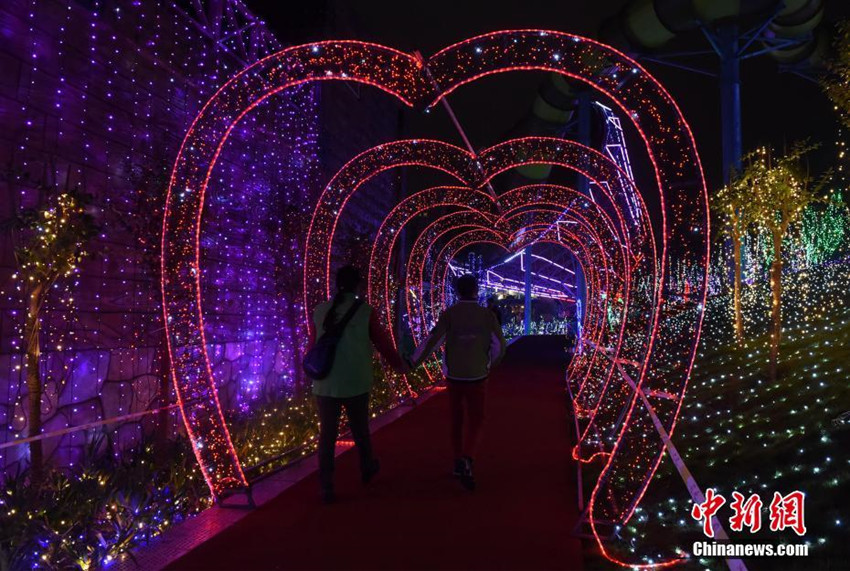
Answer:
[{"left": 302, "top": 299, "right": 364, "bottom": 380}]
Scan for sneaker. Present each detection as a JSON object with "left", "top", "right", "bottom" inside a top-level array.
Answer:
[
  {"left": 452, "top": 458, "right": 465, "bottom": 477},
  {"left": 459, "top": 456, "right": 475, "bottom": 491},
  {"left": 362, "top": 458, "right": 380, "bottom": 484}
]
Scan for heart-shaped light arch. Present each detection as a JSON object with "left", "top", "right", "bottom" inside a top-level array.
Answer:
[
  {"left": 364, "top": 172, "right": 671, "bottom": 566},
  {"left": 307, "top": 137, "right": 657, "bottom": 380},
  {"left": 315, "top": 139, "right": 660, "bottom": 467},
  {"left": 162, "top": 31, "right": 708, "bottom": 568},
  {"left": 389, "top": 189, "right": 624, "bottom": 384},
  {"left": 414, "top": 209, "right": 634, "bottom": 475}
]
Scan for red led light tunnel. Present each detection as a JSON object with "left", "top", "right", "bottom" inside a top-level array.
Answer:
[{"left": 162, "top": 30, "right": 708, "bottom": 568}]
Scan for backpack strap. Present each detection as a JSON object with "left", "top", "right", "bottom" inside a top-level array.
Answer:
[{"left": 325, "top": 298, "right": 363, "bottom": 336}]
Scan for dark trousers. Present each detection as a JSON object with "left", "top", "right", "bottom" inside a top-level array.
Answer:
[
  {"left": 316, "top": 392, "right": 373, "bottom": 491},
  {"left": 447, "top": 380, "right": 487, "bottom": 460}
]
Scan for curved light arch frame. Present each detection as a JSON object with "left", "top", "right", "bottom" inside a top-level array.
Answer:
[
  {"left": 365, "top": 187, "right": 498, "bottom": 396},
  {"left": 408, "top": 215, "right": 605, "bottom": 354},
  {"left": 307, "top": 137, "right": 658, "bottom": 321},
  {"left": 490, "top": 184, "right": 653, "bottom": 414},
  {"left": 366, "top": 187, "right": 495, "bottom": 332},
  {"left": 365, "top": 185, "right": 633, "bottom": 428},
  {"left": 396, "top": 211, "right": 506, "bottom": 385},
  {"left": 357, "top": 173, "right": 655, "bottom": 467},
  {"left": 411, "top": 216, "right": 507, "bottom": 383},
  {"left": 431, "top": 211, "right": 618, "bottom": 360},
  {"left": 426, "top": 211, "right": 616, "bottom": 392},
  {"left": 161, "top": 31, "right": 708, "bottom": 568},
  {"left": 491, "top": 202, "right": 634, "bottom": 437},
  {"left": 321, "top": 140, "right": 654, "bottom": 395},
  {"left": 427, "top": 221, "right": 610, "bottom": 378},
  {"left": 315, "top": 138, "right": 655, "bottom": 343}
]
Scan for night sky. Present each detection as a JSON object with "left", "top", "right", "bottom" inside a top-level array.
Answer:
[{"left": 249, "top": 0, "right": 850, "bottom": 193}]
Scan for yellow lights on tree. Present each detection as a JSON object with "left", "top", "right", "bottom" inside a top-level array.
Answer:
[
  {"left": 13, "top": 188, "right": 97, "bottom": 483},
  {"left": 735, "top": 144, "right": 825, "bottom": 382},
  {"left": 714, "top": 173, "right": 757, "bottom": 345}
]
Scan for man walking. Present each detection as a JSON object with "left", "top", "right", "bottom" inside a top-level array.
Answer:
[{"left": 411, "top": 275, "right": 507, "bottom": 490}]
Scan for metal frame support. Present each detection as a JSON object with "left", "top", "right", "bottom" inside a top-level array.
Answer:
[
  {"left": 217, "top": 484, "right": 256, "bottom": 509},
  {"left": 414, "top": 52, "right": 502, "bottom": 208},
  {"left": 699, "top": 21, "right": 744, "bottom": 183},
  {"left": 636, "top": 8, "right": 812, "bottom": 184},
  {"left": 587, "top": 340, "right": 748, "bottom": 571}
]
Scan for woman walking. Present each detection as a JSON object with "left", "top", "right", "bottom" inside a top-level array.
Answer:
[{"left": 310, "top": 265, "right": 408, "bottom": 503}]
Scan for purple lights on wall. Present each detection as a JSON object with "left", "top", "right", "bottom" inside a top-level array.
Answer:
[
  {"left": 200, "top": 88, "right": 320, "bottom": 413},
  {"left": 0, "top": 0, "right": 320, "bottom": 475}
]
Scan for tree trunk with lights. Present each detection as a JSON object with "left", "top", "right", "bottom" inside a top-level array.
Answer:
[
  {"left": 768, "top": 224, "right": 785, "bottom": 382},
  {"left": 727, "top": 144, "right": 821, "bottom": 382},
  {"left": 714, "top": 186, "right": 752, "bottom": 346},
  {"left": 13, "top": 187, "right": 96, "bottom": 486},
  {"left": 731, "top": 222, "right": 744, "bottom": 344},
  {"left": 24, "top": 283, "right": 45, "bottom": 484}
]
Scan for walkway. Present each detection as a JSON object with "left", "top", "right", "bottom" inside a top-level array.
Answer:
[{"left": 168, "top": 336, "right": 582, "bottom": 570}]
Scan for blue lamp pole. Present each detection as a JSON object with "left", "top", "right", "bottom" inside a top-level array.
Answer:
[{"left": 714, "top": 22, "right": 744, "bottom": 183}]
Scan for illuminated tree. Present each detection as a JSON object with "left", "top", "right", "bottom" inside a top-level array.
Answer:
[
  {"left": 818, "top": 21, "right": 850, "bottom": 265},
  {"left": 12, "top": 188, "right": 97, "bottom": 482},
  {"left": 744, "top": 144, "right": 822, "bottom": 381},
  {"left": 799, "top": 191, "right": 850, "bottom": 266},
  {"left": 714, "top": 175, "right": 757, "bottom": 344}
]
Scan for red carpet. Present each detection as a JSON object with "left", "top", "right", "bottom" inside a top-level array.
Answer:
[{"left": 168, "top": 336, "right": 583, "bottom": 570}]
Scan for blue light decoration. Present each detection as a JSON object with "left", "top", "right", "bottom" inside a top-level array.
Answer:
[
  {"left": 476, "top": 97, "right": 641, "bottom": 345},
  {"left": 0, "top": 1, "right": 323, "bottom": 567},
  {"left": 576, "top": 297, "right": 584, "bottom": 353},
  {"left": 593, "top": 101, "right": 641, "bottom": 226},
  {"left": 485, "top": 252, "right": 577, "bottom": 300}
]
